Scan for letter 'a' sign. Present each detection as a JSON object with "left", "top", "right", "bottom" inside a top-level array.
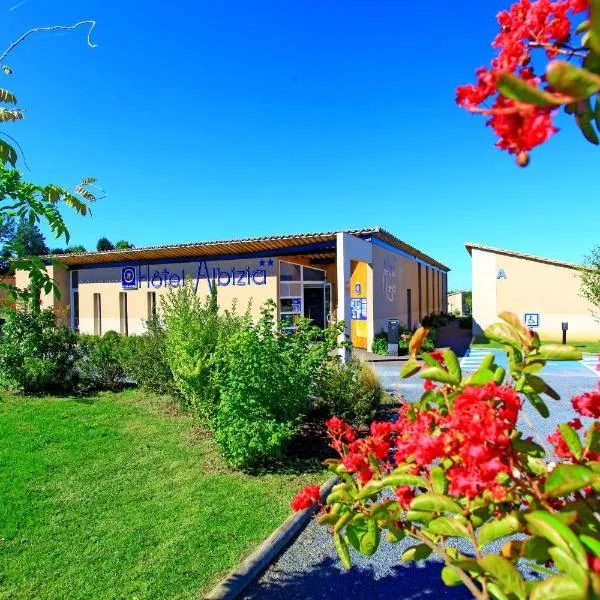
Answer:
[{"left": 122, "top": 266, "right": 138, "bottom": 289}]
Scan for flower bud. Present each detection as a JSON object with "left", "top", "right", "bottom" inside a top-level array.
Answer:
[{"left": 516, "top": 151, "right": 529, "bottom": 167}]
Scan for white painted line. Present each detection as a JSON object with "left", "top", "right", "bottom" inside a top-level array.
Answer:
[{"left": 581, "top": 355, "right": 600, "bottom": 377}]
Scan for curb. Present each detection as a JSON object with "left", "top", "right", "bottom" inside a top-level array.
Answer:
[{"left": 204, "top": 475, "right": 338, "bottom": 600}]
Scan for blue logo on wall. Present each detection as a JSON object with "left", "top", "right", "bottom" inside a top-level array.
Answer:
[{"left": 122, "top": 266, "right": 138, "bottom": 289}]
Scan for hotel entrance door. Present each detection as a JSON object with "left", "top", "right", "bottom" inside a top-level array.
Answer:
[{"left": 303, "top": 285, "right": 326, "bottom": 329}]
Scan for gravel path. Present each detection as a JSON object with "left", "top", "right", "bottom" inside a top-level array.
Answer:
[{"left": 243, "top": 359, "right": 598, "bottom": 600}]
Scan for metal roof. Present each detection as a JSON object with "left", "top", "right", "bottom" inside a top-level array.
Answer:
[
  {"left": 465, "top": 242, "right": 584, "bottom": 270},
  {"left": 48, "top": 227, "right": 450, "bottom": 271}
]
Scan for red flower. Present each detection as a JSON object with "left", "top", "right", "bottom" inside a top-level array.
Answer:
[
  {"left": 568, "top": 418, "right": 583, "bottom": 430},
  {"left": 290, "top": 484, "right": 321, "bottom": 511},
  {"left": 395, "top": 485, "right": 415, "bottom": 509},
  {"left": 588, "top": 554, "right": 600, "bottom": 574},
  {"left": 423, "top": 379, "right": 436, "bottom": 392},
  {"left": 547, "top": 428, "right": 575, "bottom": 459},
  {"left": 572, "top": 390, "right": 600, "bottom": 418}
]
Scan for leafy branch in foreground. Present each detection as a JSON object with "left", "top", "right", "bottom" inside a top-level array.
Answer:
[{"left": 293, "top": 312, "right": 600, "bottom": 599}]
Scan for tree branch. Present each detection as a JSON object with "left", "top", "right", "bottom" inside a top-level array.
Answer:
[
  {"left": 409, "top": 528, "right": 486, "bottom": 599},
  {"left": 0, "top": 20, "right": 97, "bottom": 65}
]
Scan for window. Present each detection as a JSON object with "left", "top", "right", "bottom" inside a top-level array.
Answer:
[
  {"left": 93, "top": 293, "right": 102, "bottom": 336},
  {"left": 279, "top": 261, "right": 326, "bottom": 332},
  {"left": 119, "top": 292, "right": 128, "bottom": 336},
  {"left": 147, "top": 291, "right": 157, "bottom": 319},
  {"left": 71, "top": 271, "right": 79, "bottom": 332}
]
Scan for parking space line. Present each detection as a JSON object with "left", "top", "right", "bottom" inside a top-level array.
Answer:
[{"left": 581, "top": 354, "right": 599, "bottom": 377}]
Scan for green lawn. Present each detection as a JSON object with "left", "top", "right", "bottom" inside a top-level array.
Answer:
[
  {"left": 0, "top": 390, "right": 325, "bottom": 599},
  {"left": 471, "top": 337, "right": 600, "bottom": 354}
]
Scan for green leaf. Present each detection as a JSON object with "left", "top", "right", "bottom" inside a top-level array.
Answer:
[
  {"left": 523, "top": 536, "right": 553, "bottom": 562},
  {"left": 400, "top": 358, "right": 421, "bottom": 379},
  {"left": 547, "top": 547, "right": 588, "bottom": 592},
  {"left": 585, "top": 421, "right": 600, "bottom": 454},
  {"left": 419, "top": 367, "right": 459, "bottom": 385},
  {"left": 430, "top": 466, "right": 447, "bottom": 494},
  {"left": 479, "top": 555, "right": 526, "bottom": 600},
  {"left": 484, "top": 322, "right": 522, "bottom": 349},
  {"left": 523, "top": 359, "right": 546, "bottom": 375},
  {"left": 547, "top": 60, "right": 600, "bottom": 100},
  {"left": 333, "top": 510, "right": 355, "bottom": 533},
  {"left": 428, "top": 516, "right": 470, "bottom": 538},
  {"left": 580, "top": 533, "right": 600, "bottom": 557},
  {"left": 529, "top": 575, "right": 584, "bottom": 600},
  {"left": 333, "top": 533, "right": 352, "bottom": 569},
  {"left": 405, "top": 510, "right": 434, "bottom": 525},
  {"left": 386, "top": 525, "right": 405, "bottom": 543},
  {"left": 327, "top": 483, "right": 355, "bottom": 505},
  {"left": 380, "top": 473, "right": 428, "bottom": 489},
  {"left": 442, "top": 349, "right": 461, "bottom": 382},
  {"left": 590, "top": 0, "right": 600, "bottom": 55},
  {"left": 421, "top": 352, "right": 442, "bottom": 368},
  {"left": 409, "top": 493, "right": 462, "bottom": 514},
  {"left": 357, "top": 480, "right": 385, "bottom": 500},
  {"left": 545, "top": 464, "right": 599, "bottom": 498},
  {"left": 537, "top": 344, "right": 583, "bottom": 361},
  {"left": 512, "top": 437, "right": 546, "bottom": 458},
  {"left": 440, "top": 566, "right": 463, "bottom": 587},
  {"left": 557, "top": 425, "right": 583, "bottom": 461},
  {"left": 477, "top": 512, "right": 522, "bottom": 550},
  {"left": 524, "top": 512, "right": 587, "bottom": 567},
  {"left": 346, "top": 516, "right": 380, "bottom": 556},
  {"left": 526, "top": 392, "right": 550, "bottom": 418},
  {"left": 493, "top": 366, "right": 506, "bottom": 384},
  {"left": 0, "top": 139, "right": 17, "bottom": 166},
  {"left": 401, "top": 543, "right": 432, "bottom": 563},
  {"left": 575, "top": 98, "right": 600, "bottom": 145},
  {"left": 497, "top": 72, "right": 564, "bottom": 107},
  {"left": 463, "top": 368, "right": 495, "bottom": 386}
]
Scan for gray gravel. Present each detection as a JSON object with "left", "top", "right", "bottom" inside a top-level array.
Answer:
[{"left": 243, "top": 355, "right": 599, "bottom": 600}]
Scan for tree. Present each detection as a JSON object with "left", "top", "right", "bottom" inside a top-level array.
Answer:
[
  {"left": 115, "top": 240, "right": 134, "bottom": 250},
  {"left": 580, "top": 246, "right": 600, "bottom": 321},
  {"left": 0, "top": 20, "right": 100, "bottom": 302},
  {"left": 12, "top": 217, "right": 48, "bottom": 257},
  {"left": 457, "top": 0, "right": 600, "bottom": 166},
  {"left": 96, "top": 237, "right": 115, "bottom": 252}
]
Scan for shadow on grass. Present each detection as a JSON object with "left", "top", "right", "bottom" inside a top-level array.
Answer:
[
  {"left": 242, "top": 555, "right": 471, "bottom": 599},
  {"left": 246, "top": 416, "right": 335, "bottom": 477}
]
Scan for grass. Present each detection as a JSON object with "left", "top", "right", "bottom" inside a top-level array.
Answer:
[
  {"left": 0, "top": 390, "right": 326, "bottom": 599},
  {"left": 471, "top": 337, "right": 600, "bottom": 354}
]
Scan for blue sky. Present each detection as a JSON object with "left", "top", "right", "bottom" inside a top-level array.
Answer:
[{"left": 3, "top": 0, "right": 598, "bottom": 290}]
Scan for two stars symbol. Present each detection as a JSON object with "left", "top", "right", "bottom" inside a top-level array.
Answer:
[{"left": 259, "top": 258, "right": 274, "bottom": 267}]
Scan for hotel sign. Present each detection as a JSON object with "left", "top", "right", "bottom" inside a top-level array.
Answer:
[{"left": 121, "top": 259, "right": 272, "bottom": 293}]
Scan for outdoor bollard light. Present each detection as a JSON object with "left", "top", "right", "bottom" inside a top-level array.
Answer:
[
  {"left": 388, "top": 319, "right": 400, "bottom": 357},
  {"left": 562, "top": 321, "right": 568, "bottom": 345}
]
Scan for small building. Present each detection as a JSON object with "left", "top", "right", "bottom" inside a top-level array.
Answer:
[
  {"left": 447, "top": 290, "right": 470, "bottom": 316},
  {"left": 466, "top": 242, "right": 600, "bottom": 342},
  {"left": 16, "top": 227, "right": 449, "bottom": 350}
]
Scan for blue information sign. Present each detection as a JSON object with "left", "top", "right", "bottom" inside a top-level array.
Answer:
[{"left": 121, "top": 266, "right": 138, "bottom": 289}]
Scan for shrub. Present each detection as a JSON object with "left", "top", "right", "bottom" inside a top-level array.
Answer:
[
  {"left": 0, "top": 303, "right": 79, "bottom": 394},
  {"left": 458, "top": 315, "right": 472, "bottom": 329},
  {"left": 161, "top": 281, "right": 248, "bottom": 421},
  {"left": 77, "top": 330, "right": 126, "bottom": 392},
  {"left": 120, "top": 316, "right": 175, "bottom": 395},
  {"left": 315, "top": 359, "right": 383, "bottom": 425},
  {"left": 371, "top": 332, "right": 388, "bottom": 356},
  {"left": 211, "top": 301, "right": 317, "bottom": 467}
]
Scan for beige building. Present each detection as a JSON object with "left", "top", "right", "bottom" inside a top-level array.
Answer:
[
  {"left": 448, "top": 290, "right": 470, "bottom": 316},
  {"left": 17, "top": 228, "right": 449, "bottom": 350},
  {"left": 467, "top": 242, "right": 600, "bottom": 342}
]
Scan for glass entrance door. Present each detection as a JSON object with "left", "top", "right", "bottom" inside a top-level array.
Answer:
[{"left": 303, "top": 284, "right": 326, "bottom": 329}]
